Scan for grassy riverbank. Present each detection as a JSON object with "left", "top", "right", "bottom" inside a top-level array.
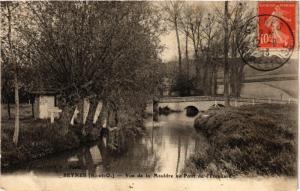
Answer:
[
  {"left": 184, "top": 104, "right": 297, "bottom": 177},
  {"left": 1, "top": 104, "right": 146, "bottom": 170},
  {"left": 1, "top": 118, "right": 83, "bottom": 170}
]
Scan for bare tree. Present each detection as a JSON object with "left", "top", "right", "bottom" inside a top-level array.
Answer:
[
  {"left": 210, "top": 36, "right": 223, "bottom": 96},
  {"left": 201, "top": 13, "right": 218, "bottom": 95},
  {"left": 228, "top": 2, "right": 254, "bottom": 98},
  {"left": 167, "top": 1, "right": 253, "bottom": 98},
  {"left": 223, "top": 1, "right": 230, "bottom": 106},
  {"left": 163, "top": 1, "right": 184, "bottom": 76},
  {"left": 178, "top": 4, "right": 191, "bottom": 80},
  {"left": 213, "top": 2, "right": 254, "bottom": 99},
  {"left": 182, "top": 4, "right": 204, "bottom": 91},
  {"left": 178, "top": 3, "right": 223, "bottom": 96}
]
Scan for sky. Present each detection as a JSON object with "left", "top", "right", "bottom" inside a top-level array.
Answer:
[
  {"left": 158, "top": 1, "right": 264, "bottom": 62},
  {"left": 160, "top": 1, "right": 299, "bottom": 62},
  {"left": 160, "top": 31, "right": 179, "bottom": 62},
  {"left": 158, "top": 1, "right": 217, "bottom": 62}
]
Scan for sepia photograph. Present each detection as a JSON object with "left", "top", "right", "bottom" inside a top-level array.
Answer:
[{"left": 0, "top": 1, "right": 298, "bottom": 191}]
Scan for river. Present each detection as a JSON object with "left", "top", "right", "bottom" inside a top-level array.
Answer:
[{"left": 7, "top": 111, "right": 206, "bottom": 177}]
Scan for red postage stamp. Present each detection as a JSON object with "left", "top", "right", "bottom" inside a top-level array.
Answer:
[{"left": 258, "top": 1, "right": 296, "bottom": 49}]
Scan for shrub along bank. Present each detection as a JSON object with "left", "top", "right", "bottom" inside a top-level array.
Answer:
[
  {"left": 2, "top": 112, "right": 146, "bottom": 170},
  {"left": 1, "top": 119, "right": 82, "bottom": 170},
  {"left": 184, "top": 104, "right": 297, "bottom": 177}
]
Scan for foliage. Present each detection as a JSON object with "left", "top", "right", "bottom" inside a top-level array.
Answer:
[
  {"left": 1, "top": 2, "right": 36, "bottom": 95},
  {"left": 1, "top": 119, "right": 80, "bottom": 169},
  {"left": 19, "top": 2, "right": 163, "bottom": 105},
  {"left": 172, "top": 74, "right": 195, "bottom": 96},
  {"left": 1, "top": 2, "right": 165, "bottom": 133}
]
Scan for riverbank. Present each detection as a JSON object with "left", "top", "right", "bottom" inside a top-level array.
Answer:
[
  {"left": 2, "top": 119, "right": 145, "bottom": 171},
  {"left": 184, "top": 104, "right": 297, "bottom": 177},
  {"left": 1, "top": 118, "right": 87, "bottom": 170}
]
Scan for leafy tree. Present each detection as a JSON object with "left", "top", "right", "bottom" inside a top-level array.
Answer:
[
  {"left": 18, "top": 2, "right": 163, "bottom": 128},
  {"left": 1, "top": 50, "right": 14, "bottom": 119},
  {"left": 1, "top": 2, "right": 23, "bottom": 144}
]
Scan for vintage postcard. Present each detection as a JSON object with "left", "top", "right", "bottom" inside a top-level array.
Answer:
[{"left": 0, "top": 1, "right": 298, "bottom": 191}]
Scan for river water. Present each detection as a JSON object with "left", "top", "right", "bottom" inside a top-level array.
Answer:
[{"left": 7, "top": 111, "right": 206, "bottom": 176}]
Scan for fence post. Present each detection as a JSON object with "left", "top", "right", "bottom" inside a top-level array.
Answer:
[
  {"left": 288, "top": 98, "right": 291, "bottom": 104},
  {"left": 214, "top": 99, "right": 217, "bottom": 108},
  {"left": 234, "top": 99, "right": 237, "bottom": 107},
  {"left": 50, "top": 112, "right": 54, "bottom": 124},
  {"left": 252, "top": 99, "right": 255, "bottom": 105},
  {"left": 70, "top": 106, "right": 79, "bottom": 125}
]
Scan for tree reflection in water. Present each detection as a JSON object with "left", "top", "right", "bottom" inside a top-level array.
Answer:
[{"left": 9, "top": 112, "right": 206, "bottom": 175}]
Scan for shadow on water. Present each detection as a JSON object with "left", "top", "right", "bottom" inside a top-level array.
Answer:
[{"left": 7, "top": 111, "right": 206, "bottom": 176}]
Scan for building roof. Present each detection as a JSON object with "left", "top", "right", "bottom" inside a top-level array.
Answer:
[{"left": 30, "top": 90, "right": 59, "bottom": 96}]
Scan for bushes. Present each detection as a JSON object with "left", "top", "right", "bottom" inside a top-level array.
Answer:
[
  {"left": 172, "top": 75, "right": 196, "bottom": 96},
  {"left": 1, "top": 119, "right": 80, "bottom": 169},
  {"left": 189, "top": 104, "right": 297, "bottom": 177}
]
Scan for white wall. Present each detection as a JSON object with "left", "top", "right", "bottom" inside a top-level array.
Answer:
[{"left": 37, "top": 95, "right": 56, "bottom": 119}]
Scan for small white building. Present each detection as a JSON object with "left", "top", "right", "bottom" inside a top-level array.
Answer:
[{"left": 31, "top": 90, "right": 60, "bottom": 119}]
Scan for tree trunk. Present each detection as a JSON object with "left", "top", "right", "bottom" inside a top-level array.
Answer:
[
  {"left": 236, "top": 64, "right": 245, "bottom": 97},
  {"left": 223, "top": 1, "right": 230, "bottom": 106},
  {"left": 7, "top": 4, "right": 20, "bottom": 145},
  {"left": 203, "top": 61, "right": 209, "bottom": 95},
  {"left": 31, "top": 101, "right": 34, "bottom": 118},
  {"left": 7, "top": 101, "right": 11, "bottom": 119},
  {"left": 230, "top": 33, "right": 240, "bottom": 98},
  {"left": 153, "top": 99, "right": 159, "bottom": 122},
  {"left": 76, "top": 98, "right": 85, "bottom": 125},
  {"left": 205, "top": 49, "right": 213, "bottom": 96},
  {"left": 174, "top": 17, "right": 182, "bottom": 75},
  {"left": 194, "top": 51, "right": 201, "bottom": 90},
  {"left": 185, "top": 31, "right": 189, "bottom": 81},
  {"left": 195, "top": 60, "right": 202, "bottom": 92},
  {"left": 230, "top": 64, "right": 236, "bottom": 97},
  {"left": 84, "top": 100, "right": 97, "bottom": 127},
  {"left": 114, "top": 109, "right": 119, "bottom": 127},
  {"left": 234, "top": 73, "right": 239, "bottom": 97},
  {"left": 13, "top": 69, "right": 20, "bottom": 145},
  {"left": 175, "top": 135, "right": 181, "bottom": 174},
  {"left": 208, "top": 63, "right": 213, "bottom": 96},
  {"left": 211, "top": 69, "right": 216, "bottom": 96}
]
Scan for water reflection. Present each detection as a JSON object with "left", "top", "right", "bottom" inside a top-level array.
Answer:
[{"left": 8, "top": 111, "right": 204, "bottom": 176}]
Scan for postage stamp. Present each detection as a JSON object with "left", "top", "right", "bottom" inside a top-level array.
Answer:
[
  {"left": 258, "top": 2, "right": 296, "bottom": 49},
  {"left": 237, "top": 1, "right": 297, "bottom": 71}
]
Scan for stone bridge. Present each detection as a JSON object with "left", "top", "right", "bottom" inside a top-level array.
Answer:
[{"left": 154, "top": 96, "right": 297, "bottom": 112}]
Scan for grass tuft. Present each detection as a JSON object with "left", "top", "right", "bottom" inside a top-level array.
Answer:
[{"left": 187, "top": 104, "right": 297, "bottom": 177}]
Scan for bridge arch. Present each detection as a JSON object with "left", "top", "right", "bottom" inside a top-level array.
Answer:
[
  {"left": 184, "top": 106, "right": 199, "bottom": 117},
  {"left": 153, "top": 96, "right": 296, "bottom": 114}
]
